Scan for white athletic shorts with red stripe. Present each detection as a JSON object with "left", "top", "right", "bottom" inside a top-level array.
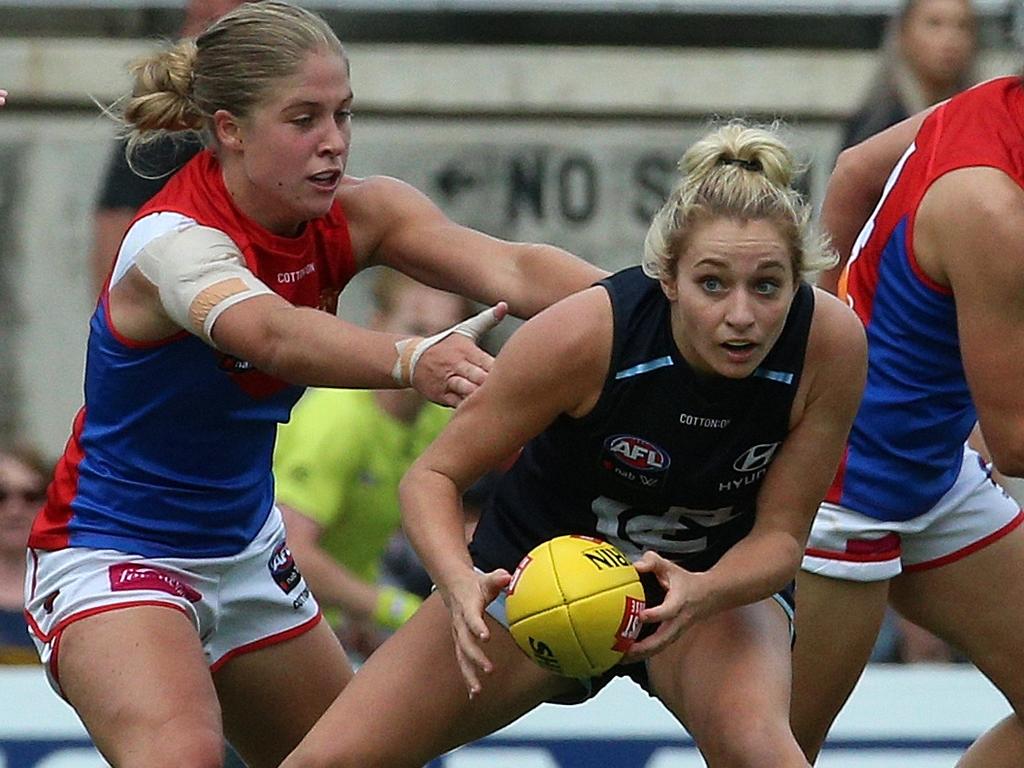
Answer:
[
  {"left": 803, "top": 447, "right": 1024, "bottom": 582},
  {"left": 23, "top": 506, "right": 322, "bottom": 696}
]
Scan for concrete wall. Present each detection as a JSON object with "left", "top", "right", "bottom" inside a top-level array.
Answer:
[{"left": 0, "top": 40, "right": 1020, "bottom": 454}]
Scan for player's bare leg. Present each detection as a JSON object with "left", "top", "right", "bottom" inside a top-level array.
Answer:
[
  {"left": 280, "top": 591, "right": 579, "bottom": 768},
  {"left": 957, "top": 716, "right": 1024, "bottom": 767},
  {"left": 651, "top": 597, "right": 808, "bottom": 768},
  {"left": 58, "top": 606, "right": 225, "bottom": 768},
  {"left": 889, "top": 524, "right": 1024, "bottom": 768},
  {"left": 790, "top": 573, "right": 889, "bottom": 762},
  {"left": 215, "top": 619, "right": 353, "bottom": 768}
]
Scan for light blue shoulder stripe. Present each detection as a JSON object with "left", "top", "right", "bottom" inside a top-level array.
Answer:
[
  {"left": 615, "top": 356, "right": 674, "bottom": 380},
  {"left": 753, "top": 368, "right": 794, "bottom": 385}
]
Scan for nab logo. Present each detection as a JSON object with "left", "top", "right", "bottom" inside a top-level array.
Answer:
[
  {"left": 613, "top": 596, "right": 645, "bottom": 652},
  {"left": 582, "top": 546, "right": 630, "bottom": 571},
  {"left": 217, "top": 353, "right": 255, "bottom": 373},
  {"left": 605, "top": 435, "right": 670, "bottom": 472},
  {"left": 732, "top": 442, "right": 780, "bottom": 472}
]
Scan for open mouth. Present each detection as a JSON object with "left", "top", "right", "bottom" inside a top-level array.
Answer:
[
  {"left": 721, "top": 341, "right": 759, "bottom": 363},
  {"left": 309, "top": 169, "right": 341, "bottom": 189},
  {"left": 722, "top": 340, "right": 756, "bottom": 352}
]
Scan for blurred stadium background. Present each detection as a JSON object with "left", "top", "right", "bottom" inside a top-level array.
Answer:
[{"left": 0, "top": 1, "right": 1019, "bottom": 765}]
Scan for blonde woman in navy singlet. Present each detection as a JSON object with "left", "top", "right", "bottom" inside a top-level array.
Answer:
[{"left": 282, "top": 121, "right": 867, "bottom": 768}]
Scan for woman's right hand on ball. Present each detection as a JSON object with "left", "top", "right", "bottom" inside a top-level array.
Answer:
[{"left": 439, "top": 568, "right": 512, "bottom": 697}]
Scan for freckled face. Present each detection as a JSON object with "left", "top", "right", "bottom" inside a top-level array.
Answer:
[
  {"left": 223, "top": 49, "right": 352, "bottom": 236},
  {"left": 663, "top": 217, "right": 797, "bottom": 379}
]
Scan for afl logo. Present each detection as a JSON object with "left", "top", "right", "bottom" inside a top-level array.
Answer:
[
  {"left": 733, "top": 442, "right": 781, "bottom": 472},
  {"left": 605, "top": 435, "right": 670, "bottom": 472},
  {"left": 268, "top": 542, "right": 301, "bottom": 594}
]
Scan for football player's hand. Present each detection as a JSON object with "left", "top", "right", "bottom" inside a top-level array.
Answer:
[
  {"left": 393, "top": 303, "right": 507, "bottom": 407},
  {"left": 438, "top": 568, "right": 512, "bottom": 697},
  {"left": 622, "top": 551, "right": 704, "bottom": 661}
]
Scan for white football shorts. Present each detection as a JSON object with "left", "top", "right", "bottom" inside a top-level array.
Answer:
[
  {"left": 803, "top": 447, "right": 1024, "bottom": 582},
  {"left": 24, "top": 506, "right": 321, "bottom": 696}
]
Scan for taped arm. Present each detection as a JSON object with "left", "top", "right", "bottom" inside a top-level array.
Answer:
[{"left": 133, "top": 224, "right": 273, "bottom": 345}]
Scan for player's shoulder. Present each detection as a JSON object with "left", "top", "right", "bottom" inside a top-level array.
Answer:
[
  {"left": 337, "top": 174, "right": 427, "bottom": 210},
  {"left": 807, "top": 286, "right": 867, "bottom": 367},
  {"left": 924, "top": 166, "right": 1024, "bottom": 222}
]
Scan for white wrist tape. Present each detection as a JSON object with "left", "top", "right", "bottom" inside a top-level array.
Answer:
[{"left": 391, "top": 304, "right": 504, "bottom": 386}]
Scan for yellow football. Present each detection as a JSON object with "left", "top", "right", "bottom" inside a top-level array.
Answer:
[{"left": 505, "top": 534, "right": 645, "bottom": 678}]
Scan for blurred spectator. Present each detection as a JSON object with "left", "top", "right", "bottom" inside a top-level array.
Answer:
[
  {"left": 0, "top": 89, "right": 8, "bottom": 108},
  {"left": 841, "top": 0, "right": 977, "bottom": 150},
  {"left": 273, "top": 270, "right": 477, "bottom": 661},
  {"left": 0, "top": 442, "right": 50, "bottom": 665},
  {"left": 87, "top": 0, "right": 244, "bottom": 295}
]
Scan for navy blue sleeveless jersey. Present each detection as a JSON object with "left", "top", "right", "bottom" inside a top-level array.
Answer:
[{"left": 470, "top": 266, "right": 814, "bottom": 575}]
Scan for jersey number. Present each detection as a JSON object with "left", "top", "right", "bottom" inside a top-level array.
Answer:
[{"left": 592, "top": 497, "right": 740, "bottom": 558}]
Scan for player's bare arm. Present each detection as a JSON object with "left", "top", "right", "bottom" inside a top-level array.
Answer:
[
  {"left": 339, "top": 174, "right": 606, "bottom": 317},
  {"left": 400, "top": 287, "right": 611, "bottom": 691},
  {"left": 819, "top": 108, "right": 935, "bottom": 294},
  {"left": 917, "top": 167, "right": 1024, "bottom": 474}
]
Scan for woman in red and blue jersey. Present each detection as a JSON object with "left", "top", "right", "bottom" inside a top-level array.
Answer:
[
  {"left": 21, "top": 3, "right": 604, "bottom": 767},
  {"left": 791, "top": 76, "right": 1024, "bottom": 766}
]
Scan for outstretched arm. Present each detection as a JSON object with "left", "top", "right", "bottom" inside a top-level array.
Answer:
[
  {"left": 819, "top": 108, "right": 934, "bottom": 294},
  {"left": 217, "top": 293, "right": 504, "bottom": 407},
  {"left": 109, "top": 225, "right": 504, "bottom": 407},
  {"left": 399, "top": 287, "right": 612, "bottom": 694},
  {"left": 340, "top": 175, "right": 608, "bottom": 317}
]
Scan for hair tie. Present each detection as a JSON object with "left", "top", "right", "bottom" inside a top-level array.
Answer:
[{"left": 717, "top": 157, "right": 763, "bottom": 172}]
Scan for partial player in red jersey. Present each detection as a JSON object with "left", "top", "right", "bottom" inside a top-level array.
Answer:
[
  {"left": 791, "top": 76, "right": 1024, "bottom": 767},
  {"left": 21, "top": 3, "right": 604, "bottom": 767}
]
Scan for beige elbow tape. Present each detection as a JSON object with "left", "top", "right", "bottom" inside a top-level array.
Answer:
[{"left": 134, "top": 224, "right": 273, "bottom": 342}]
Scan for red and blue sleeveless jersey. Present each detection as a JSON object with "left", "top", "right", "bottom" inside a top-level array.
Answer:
[
  {"left": 827, "top": 77, "right": 1024, "bottom": 521},
  {"left": 29, "top": 150, "right": 356, "bottom": 557}
]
